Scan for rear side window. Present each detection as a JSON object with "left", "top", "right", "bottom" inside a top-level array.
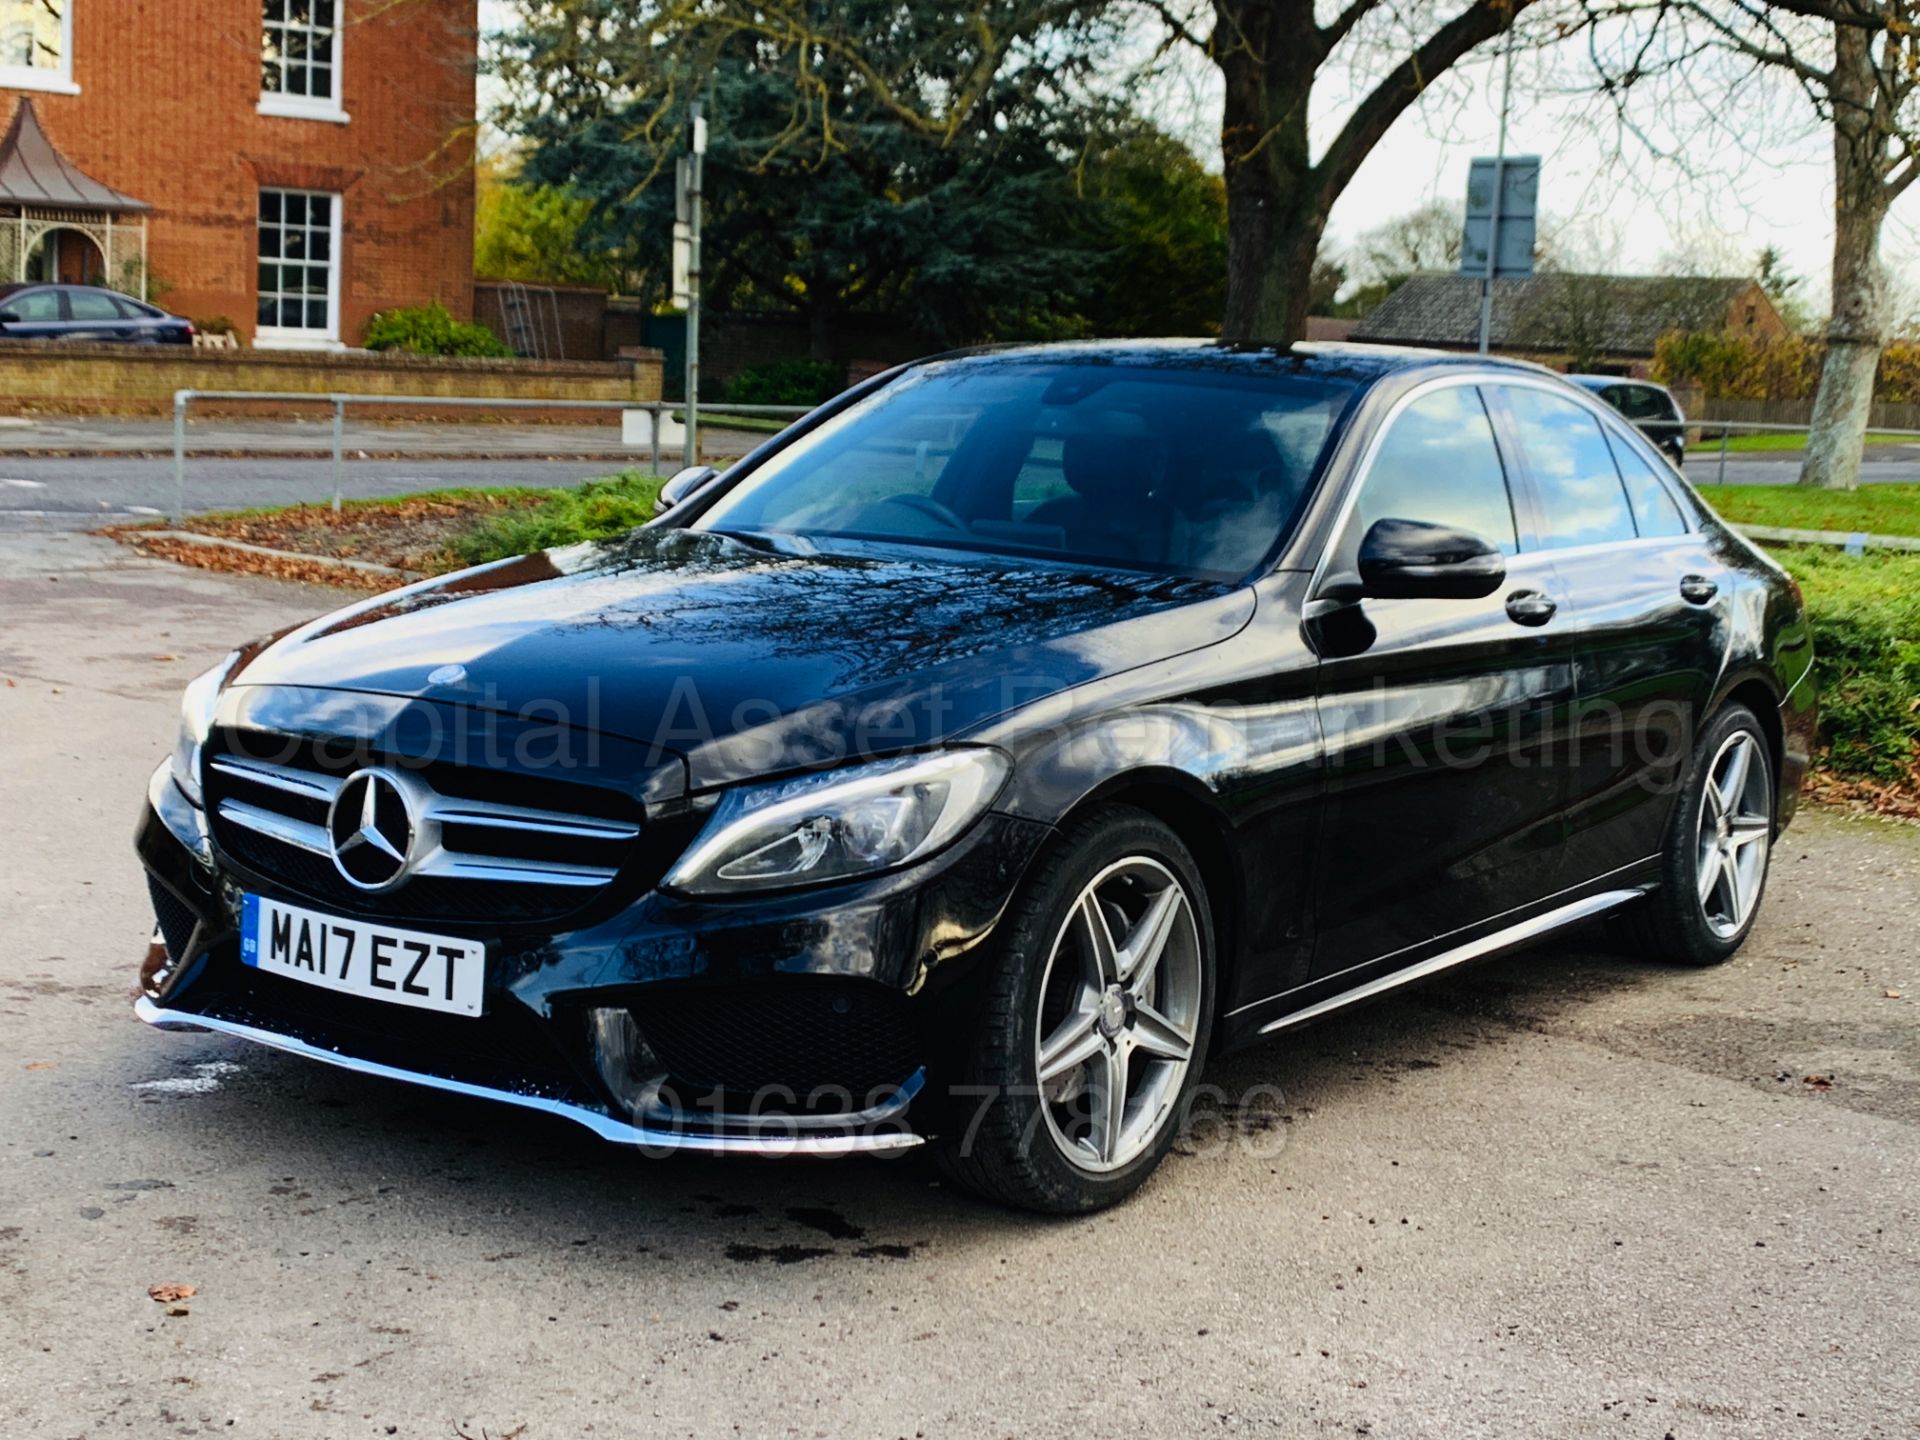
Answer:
[
  {"left": 1636, "top": 387, "right": 1679, "bottom": 422},
  {"left": 67, "top": 289, "right": 122, "bottom": 321},
  {"left": 1352, "top": 385, "right": 1518, "bottom": 554},
  {"left": 1501, "top": 387, "right": 1638, "bottom": 550},
  {"left": 1605, "top": 429, "right": 1689, "bottom": 537}
]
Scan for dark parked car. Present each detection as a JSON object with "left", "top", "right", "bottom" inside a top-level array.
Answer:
[
  {"left": 0, "top": 283, "right": 194, "bottom": 344},
  {"left": 1571, "top": 374, "right": 1687, "bottom": 467},
  {"left": 135, "top": 342, "right": 1816, "bottom": 1213}
]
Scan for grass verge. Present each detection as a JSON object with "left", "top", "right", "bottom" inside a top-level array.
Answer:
[
  {"left": 107, "top": 472, "right": 662, "bottom": 584},
  {"left": 1710, "top": 430, "right": 1912, "bottom": 454},
  {"left": 1696, "top": 482, "right": 1920, "bottom": 538}
]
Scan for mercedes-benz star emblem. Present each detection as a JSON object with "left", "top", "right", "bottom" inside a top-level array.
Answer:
[
  {"left": 426, "top": 663, "right": 468, "bottom": 687},
  {"left": 327, "top": 769, "right": 419, "bottom": 892}
]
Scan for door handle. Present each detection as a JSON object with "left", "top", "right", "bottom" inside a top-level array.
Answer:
[
  {"left": 1505, "top": 589, "right": 1558, "bottom": 627},
  {"left": 1680, "top": 574, "right": 1719, "bottom": 605}
]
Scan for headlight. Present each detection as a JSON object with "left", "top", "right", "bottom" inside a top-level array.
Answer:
[
  {"left": 169, "top": 654, "right": 237, "bottom": 808},
  {"left": 663, "top": 749, "right": 1011, "bottom": 896}
]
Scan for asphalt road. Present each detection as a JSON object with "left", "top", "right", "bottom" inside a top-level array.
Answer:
[
  {"left": 0, "top": 457, "right": 630, "bottom": 530},
  {"left": 1684, "top": 446, "right": 1920, "bottom": 486},
  {"left": 3, "top": 532, "right": 1918, "bottom": 1438}
]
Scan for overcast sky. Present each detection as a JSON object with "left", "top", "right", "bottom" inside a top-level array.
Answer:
[{"left": 476, "top": 3, "right": 1917, "bottom": 317}]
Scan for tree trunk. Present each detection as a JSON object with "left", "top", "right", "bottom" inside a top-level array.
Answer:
[
  {"left": 1216, "top": 0, "right": 1325, "bottom": 344},
  {"left": 1211, "top": 0, "right": 1526, "bottom": 346},
  {"left": 1802, "top": 23, "right": 1890, "bottom": 491},
  {"left": 808, "top": 301, "right": 839, "bottom": 366}
]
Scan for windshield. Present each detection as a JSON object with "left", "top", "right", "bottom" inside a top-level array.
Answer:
[{"left": 691, "top": 359, "right": 1356, "bottom": 579}]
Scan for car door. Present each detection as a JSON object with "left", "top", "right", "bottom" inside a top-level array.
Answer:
[
  {"left": 1489, "top": 382, "right": 1727, "bottom": 880},
  {"left": 63, "top": 287, "right": 137, "bottom": 342},
  {"left": 1307, "top": 380, "right": 1578, "bottom": 980}
]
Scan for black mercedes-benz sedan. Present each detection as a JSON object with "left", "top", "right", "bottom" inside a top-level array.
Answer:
[{"left": 135, "top": 342, "right": 1817, "bottom": 1213}]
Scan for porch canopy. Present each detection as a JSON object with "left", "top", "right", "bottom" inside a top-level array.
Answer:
[{"left": 0, "top": 98, "right": 151, "bottom": 294}]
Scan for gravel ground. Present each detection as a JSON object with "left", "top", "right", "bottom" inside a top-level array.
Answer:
[{"left": 2, "top": 531, "right": 1916, "bottom": 1439}]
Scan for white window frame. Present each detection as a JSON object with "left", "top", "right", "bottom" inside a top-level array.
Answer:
[
  {"left": 258, "top": 0, "right": 348, "bottom": 124},
  {"left": 0, "top": 0, "right": 78, "bottom": 95},
  {"left": 254, "top": 188, "right": 344, "bottom": 351}
]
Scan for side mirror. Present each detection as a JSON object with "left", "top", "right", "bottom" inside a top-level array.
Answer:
[
  {"left": 1357, "top": 517, "right": 1506, "bottom": 600},
  {"left": 0, "top": 310, "right": 18, "bottom": 323},
  {"left": 652, "top": 464, "right": 719, "bottom": 517}
]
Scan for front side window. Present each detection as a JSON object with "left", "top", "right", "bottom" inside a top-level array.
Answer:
[
  {"left": 261, "top": 0, "right": 342, "bottom": 115},
  {"left": 256, "top": 189, "right": 339, "bottom": 343},
  {"left": 0, "top": 0, "right": 72, "bottom": 90},
  {"left": 4, "top": 288, "right": 60, "bottom": 320},
  {"left": 1350, "top": 384, "right": 1519, "bottom": 555},
  {"left": 693, "top": 361, "right": 1356, "bottom": 579},
  {"left": 1501, "top": 386, "right": 1639, "bottom": 550}
]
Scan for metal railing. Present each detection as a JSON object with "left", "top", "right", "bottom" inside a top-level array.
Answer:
[
  {"left": 168, "top": 389, "right": 812, "bottom": 523},
  {"left": 1651, "top": 417, "right": 1920, "bottom": 485}
]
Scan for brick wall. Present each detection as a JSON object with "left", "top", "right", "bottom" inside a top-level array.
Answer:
[
  {"left": 1, "top": 0, "right": 477, "bottom": 347},
  {"left": 473, "top": 281, "right": 613, "bottom": 362},
  {"left": 0, "top": 343, "right": 664, "bottom": 418}
]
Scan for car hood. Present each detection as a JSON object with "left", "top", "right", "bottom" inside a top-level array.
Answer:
[{"left": 229, "top": 529, "right": 1256, "bottom": 789}]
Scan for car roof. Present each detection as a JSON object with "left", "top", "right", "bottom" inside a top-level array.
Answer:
[{"left": 924, "top": 337, "right": 1570, "bottom": 389}]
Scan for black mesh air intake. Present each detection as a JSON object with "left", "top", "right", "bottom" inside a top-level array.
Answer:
[
  {"left": 634, "top": 981, "right": 922, "bottom": 1106},
  {"left": 148, "top": 874, "right": 201, "bottom": 963}
]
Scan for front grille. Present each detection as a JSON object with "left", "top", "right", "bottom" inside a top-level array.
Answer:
[
  {"left": 148, "top": 874, "right": 200, "bottom": 962},
  {"left": 184, "top": 943, "right": 586, "bottom": 1100},
  {"left": 202, "top": 731, "right": 642, "bottom": 924},
  {"left": 634, "top": 981, "right": 922, "bottom": 1106}
]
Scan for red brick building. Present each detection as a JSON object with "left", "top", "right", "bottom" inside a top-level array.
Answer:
[{"left": 0, "top": 0, "right": 477, "bottom": 348}]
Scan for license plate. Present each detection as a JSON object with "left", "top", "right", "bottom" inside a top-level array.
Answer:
[{"left": 240, "top": 894, "right": 485, "bottom": 1018}]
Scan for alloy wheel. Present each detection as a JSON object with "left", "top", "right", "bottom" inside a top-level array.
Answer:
[
  {"left": 1695, "top": 730, "right": 1771, "bottom": 940},
  {"left": 1033, "top": 856, "right": 1203, "bottom": 1173}
]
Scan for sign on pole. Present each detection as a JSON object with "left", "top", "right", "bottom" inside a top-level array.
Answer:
[
  {"left": 671, "top": 157, "right": 693, "bottom": 309},
  {"left": 1459, "top": 155, "right": 1539, "bottom": 280}
]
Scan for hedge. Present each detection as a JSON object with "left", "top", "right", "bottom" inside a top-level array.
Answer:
[
  {"left": 1775, "top": 545, "right": 1920, "bottom": 784},
  {"left": 1654, "top": 329, "right": 1920, "bottom": 405}
]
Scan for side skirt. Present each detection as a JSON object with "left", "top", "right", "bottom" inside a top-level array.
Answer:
[{"left": 1255, "top": 886, "right": 1647, "bottom": 1038}]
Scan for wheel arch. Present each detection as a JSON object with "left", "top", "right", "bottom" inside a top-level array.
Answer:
[
  {"left": 1045, "top": 768, "right": 1247, "bottom": 1030},
  {"left": 1709, "top": 668, "right": 1785, "bottom": 815}
]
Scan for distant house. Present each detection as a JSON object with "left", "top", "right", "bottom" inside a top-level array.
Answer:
[
  {"left": 1348, "top": 273, "right": 1787, "bottom": 376},
  {"left": 0, "top": 1, "right": 477, "bottom": 350}
]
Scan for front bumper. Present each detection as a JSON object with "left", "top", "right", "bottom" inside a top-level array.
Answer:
[
  {"left": 136, "top": 762, "right": 1052, "bottom": 1153},
  {"left": 134, "top": 995, "right": 924, "bottom": 1155}
]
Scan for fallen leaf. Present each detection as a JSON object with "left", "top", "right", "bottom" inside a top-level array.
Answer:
[
  {"left": 165, "top": 1304, "right": 190, "bottom": 1318},
  {"left": 1887, "top": 990, "right": 1903, "bottom": 1000},
  {"left": 152, "top": 654, "right": 178, "bottom": 662},
  {"left": 23, "top": 1061, "right": 56, "bottom": 1071},
  {"left": 148, "top": 1283, "right": 197, "bottom": 1304},
  {"left": 1802, "top": 1074, "right": 1835, "bottom": 1091}
]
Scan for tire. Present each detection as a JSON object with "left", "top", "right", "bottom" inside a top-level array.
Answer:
[
  {"left": 1614, "top": 703, "right": 1775, "bottom": 966},
  {"left": 933, "top": 804, "right": 1215, "bottom": 1213}
]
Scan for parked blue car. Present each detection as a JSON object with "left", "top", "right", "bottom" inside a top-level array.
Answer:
[{"left": 0, "top": 282, "right": 194, "bottom": 345}]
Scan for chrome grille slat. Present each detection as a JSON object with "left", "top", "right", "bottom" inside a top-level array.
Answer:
[
  {"left": 204, "top": 736, "right": 640, "bottom": 905},
  {"left": 416, "top": 851, "right": 617, "bottom": 886},
  {"left": 209, "top": 755, "right": 344, "bottom": 803},
  {"left": 424, "top": 801, "right": 639, "bottom": 840},
  {"left": 217, "top": 798, "right": 331, "bottom": 856}
]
